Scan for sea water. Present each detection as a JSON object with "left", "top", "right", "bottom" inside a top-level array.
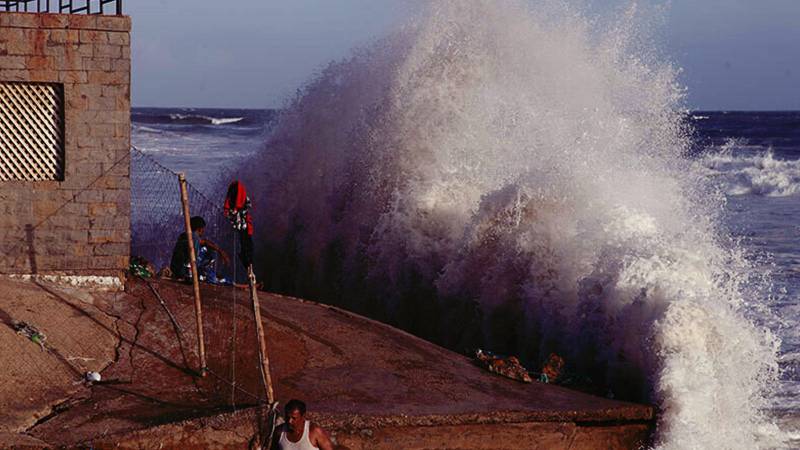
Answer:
[{"left": 132, "top": 2, "right": 800, "bottom": 448}]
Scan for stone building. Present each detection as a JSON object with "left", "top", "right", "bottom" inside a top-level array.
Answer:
[{"left": 0, "top": 3, "right": 131, "bottom": 287}]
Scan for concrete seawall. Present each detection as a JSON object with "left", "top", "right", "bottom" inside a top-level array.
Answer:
[{"left": 1, "top": 277, "right": 652, "bottom": 448}]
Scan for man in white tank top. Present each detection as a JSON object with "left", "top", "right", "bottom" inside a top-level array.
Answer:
[{"left": 275, "top": 399, "right": 334, "bottom": 450}]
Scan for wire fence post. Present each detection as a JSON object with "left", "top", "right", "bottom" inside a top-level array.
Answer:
[
  {"left": 249, "top": 264, "right": 274, "bottom": 404},
  {"left": 179, "top": 172, "right": 207, "bottom": 376}
]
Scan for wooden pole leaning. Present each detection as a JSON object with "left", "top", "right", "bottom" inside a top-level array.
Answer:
[
  {"left": 248, "top": 265, "right": 274, "bottom": 404},
  {"left": 178, "top": 173, "right": 207, "bottom": 376}
]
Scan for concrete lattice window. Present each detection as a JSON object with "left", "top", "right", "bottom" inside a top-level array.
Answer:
[{"left": 0, "top": 82, "right": 65, "bottom": 181}]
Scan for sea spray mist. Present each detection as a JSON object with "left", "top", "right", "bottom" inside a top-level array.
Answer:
[{"left": 236, "top": 2, "right": 781, "bottom": 447}]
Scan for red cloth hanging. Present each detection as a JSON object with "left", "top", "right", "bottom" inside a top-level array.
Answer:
[{"left": 224, "top": 180, "right": 254, "bottom": 236}]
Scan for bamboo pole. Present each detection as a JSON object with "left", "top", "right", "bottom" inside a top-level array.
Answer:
[
  {"left": 178, "top": 173, "right": 206, "bottom": 376},
  {"left": 248, "top": 264, "right": 274, "bottom": 403}
]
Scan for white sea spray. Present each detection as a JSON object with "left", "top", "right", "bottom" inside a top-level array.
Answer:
[{"left": 239, "top": 1, "right": 782, "bottom": 447}]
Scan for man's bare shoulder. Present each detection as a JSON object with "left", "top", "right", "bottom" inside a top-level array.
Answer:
[
  {"left": 309, "top": 422, "right": 324, "bottom": 437},
  {"left": 309, "top": 422, "right": 334, "bottom": 450}
]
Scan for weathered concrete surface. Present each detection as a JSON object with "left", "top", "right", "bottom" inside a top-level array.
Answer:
[
  {"left": 0, "top": 277, "right": 653, "bottom": 448},
  {"left": 99, "top": 413, "right": 652, "bottom": 450},
  {"left": 0, "top": 277, "right": 118, "bottom": 433}
]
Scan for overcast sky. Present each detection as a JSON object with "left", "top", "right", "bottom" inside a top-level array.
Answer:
[{"left": 127, "top": 1, "right": 800, "bottom": 111}]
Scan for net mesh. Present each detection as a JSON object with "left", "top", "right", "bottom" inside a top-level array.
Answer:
[{"left": 130, "top": 145, "right": 264, "bottom": 408}]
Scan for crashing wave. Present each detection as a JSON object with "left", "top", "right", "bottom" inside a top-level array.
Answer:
[
  {"left": 168, "top": 114, "right": 245, "bottom": 125},
  {"left": 237, "top": 2, "right": 781, "bottom": 448},
  {"left": 132, "top": 112, "right": 245, "bottom": 126},
  {"left": 699, "top": 142, "right": 800, "bottom": 197}
]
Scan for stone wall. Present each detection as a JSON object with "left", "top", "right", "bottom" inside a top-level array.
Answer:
[{"left": 0, "top": 13, "right": 131, "bottom": 281}]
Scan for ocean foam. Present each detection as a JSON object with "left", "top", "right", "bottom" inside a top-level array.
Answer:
[
  {"left": 699, "top": 143, "right": 800, "bottom": 197},
  {"left": 168, "top": 113, "right": 245, "bottom": 125},
  {"left": 237, "top": 2, "right": 781, "bottom": 447}
]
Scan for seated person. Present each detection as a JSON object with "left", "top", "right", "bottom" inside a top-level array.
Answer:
[{"left": 170, "top": 216, "right": 230, "bottom": 283}]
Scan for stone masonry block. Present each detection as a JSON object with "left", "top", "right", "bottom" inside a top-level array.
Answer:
[
  {"left": 93, "top": 43, "right": 121, "bottom": 59},
  {"left": 39, "top": 14, "right": 70, "bottom": 29},
  {"left": 101, "top": 137, "right": 129, "bottom": 151},
  {"left": 46, "top": 29, "right": 69, "bottom": 44},
  {"left": 59, "top": 71, "right": 88, "bottom": 83},
  {"left": 66, "top": 91, "right": 88, "bottom": 110},
  {"left": 83, "top": 57, "right": 111, "bottom": 71},
  {"left": 102, "top": 189, "right": 126, "bottom": 203},
  {"left": 101, "top": 84, "right": 125, "bottom": 98},
  {"left": 115, "top": 93, "right": 130, "bottom": 111},
  {"left": 61, "top": 201, "right": 88, "bottom": 216},
  {"left": 65, "top": 164, "right": 101, "bottom": 181},
  {"left": 52, "top": 42, "right": 90, "bottom": 57},
  {"left": 114, "top": 147, "right": 131, "bottom": 160},
  {"left": 33, "top": 200, "right": 60, "bottom": 219},
  {"left": 62, "top": 256, "right": 88, "bottom": 269},
  {"left": 88, "top": 202, "right": 118, "bottom": 217},
  {"left": 0, "top": 55, "right": 26, "bottom": 70},
  {"left": 66, "top": 29, "right": 81, "bottom": 43},
  {"left": 103, "top": 161, "right": 129, "bottom": 176},
  {"left": 98, "top": 111, "right": 129, "bottom": 126},
  {"left": 115, "top": 200, "right": 131, "bottom": 216},
  {"left": 22, "top": 29, "right": 47, "bottom": 54},
  {"left": 89, "top": 229, "right": 128, "bottom": 244},
  {"left": 79, "top": 30, "right": 109, "bottom": 45},
  {"left": 66, "top": 15, "right": 98, "bottom": 31},
  {"left": 111, "top": 58, "right": 130, "bottom": 72},
  {"left": 76, "top": 83, "right": 103, "bottom": 100},
  {"left": 77, "top": 43, "right": 95, "bottom": 57},
  {"left": 0, "top": 69, "right": 26, "bottom": 81},
  {"left": 50, "top": 215, "right": 90, "bottom": 231},
  {"left": 116, "top": 254, "right": 130, "bottom": 267},
  {"left": 89, "top": 255, "right": 119, "bottom": 269},
  {"left": 114, "top": 123, "right": 131, "bottom": 138},
  {"left": 0, "top": 26, "right": 24, "bottom": 42},
  {"left": 43, "top": 40, "right": 66, "bottom": 58},
  {"left": 88, "top": 70, "right": 127, "bottom": 85},
  {"left": 89, "top": 215, "right": 128, "bottom": 231},
  {"left": 0, "top": 12, "right": 38, "bottom": 28},
  {"left": 64, "top": 105, "right": 84, "bottom": 121},
  {"left": 28, "top": 69, "right": 58, "bottom": 82},
  {"left": 107, "top": 32, "right": 129, "bottom": 46},
  {"left": 44, "top": 244, "right": 68, "bottom": 258},
  {"left": 58, "top": 229, "right": 89, "bottom": 243},
  {"left": 93, "top": 243, "right": 128, "bottom": 257},
  {"left": 25, "top": 55, "right": 54, "bottom": 70},
  {"left": 89, "top": 123, "right": 115, "bottom": 137},
  {"left": 76, "top": 135, "right": 98, "bottom": 149},
  {"left": 94, "top": 242, "right": 130, "bottom": 256},
  {"left": 54, "top": 53, "right": 85, "bottom": 70},
  {"left": 88, "top": 95, "right": 116, "bottom": 111},
  {"left": 2, "top": 29, "right": 30, "bottom": 55},
  {"left": 77, "top": 190, "right": 103, "bottom": 203},
  {"left": 96, "top": 16, "right": 131, "bottom": 32}
]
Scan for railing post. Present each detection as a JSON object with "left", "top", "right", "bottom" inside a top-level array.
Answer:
[{"left": 178, "top": 173, "right": 207, "bottom": 376}]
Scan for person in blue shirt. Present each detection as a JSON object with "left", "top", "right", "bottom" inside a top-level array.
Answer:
[{"left": 169, "top": 216, "right": 230, "bottom": 282}]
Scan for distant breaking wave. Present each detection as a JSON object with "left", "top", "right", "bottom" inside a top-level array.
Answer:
[
  {"left": 699, "top": 142, "right": 800, "bottom": 197},
  {"left": 133, "top": 112, "right": 245, "bottom": 126},
  {"left": 237, "top": 2, "right": 782, "bottom": 448}
]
